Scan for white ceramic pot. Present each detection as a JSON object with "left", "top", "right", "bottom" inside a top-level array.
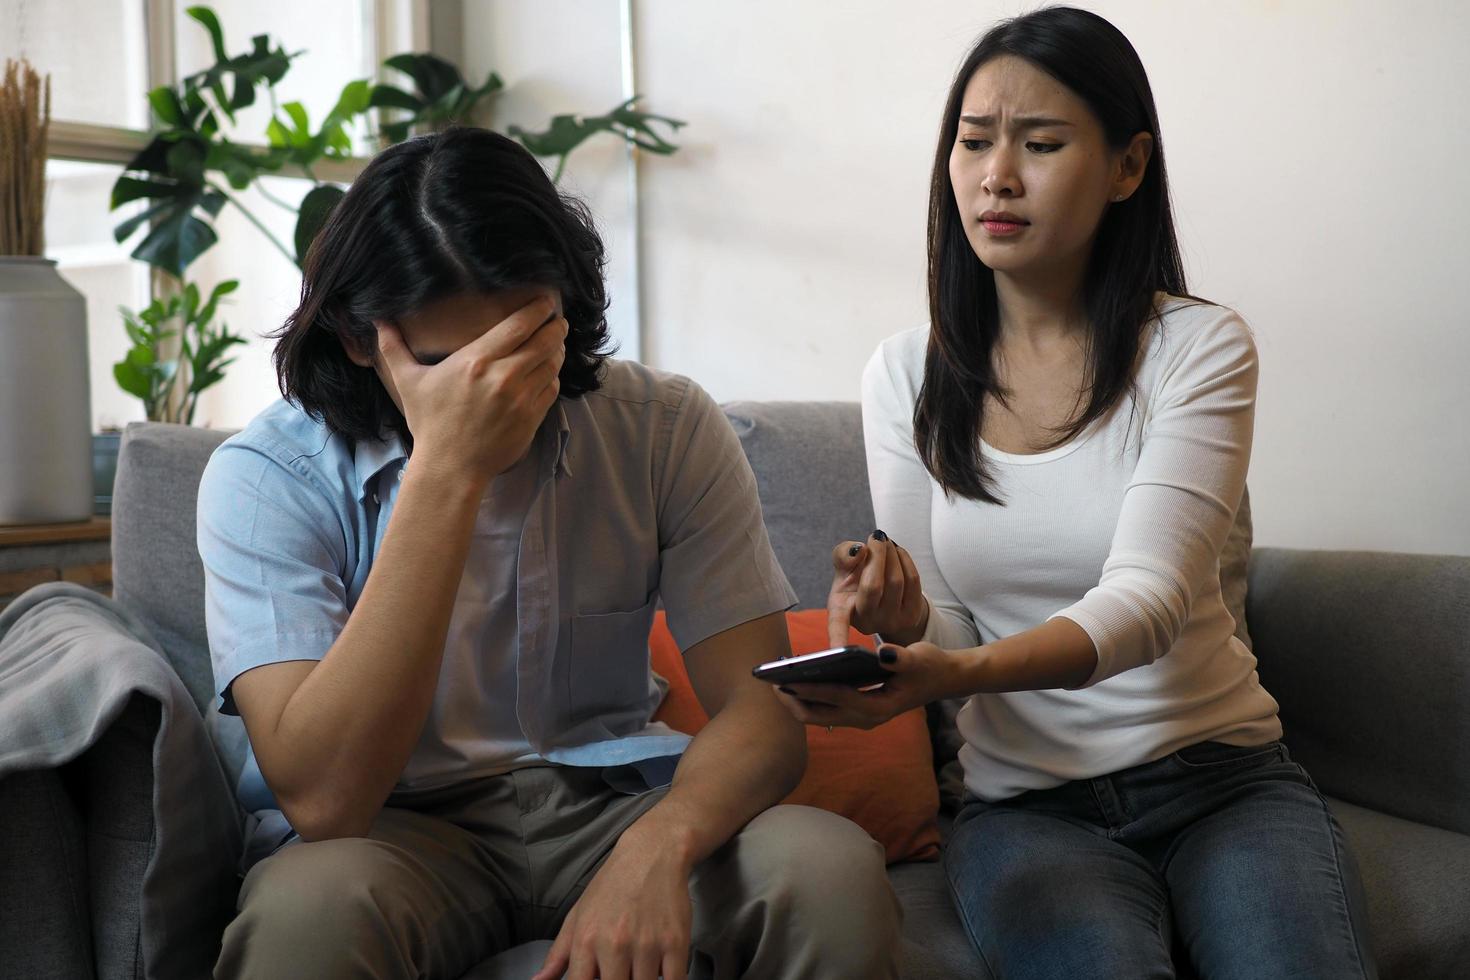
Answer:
[{"left": 0, "top": 257, "right": 93, "bottom": 524}]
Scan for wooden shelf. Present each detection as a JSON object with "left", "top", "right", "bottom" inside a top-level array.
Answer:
[{"left": 0, "top": 517, "right": 111, "bottom": 547}]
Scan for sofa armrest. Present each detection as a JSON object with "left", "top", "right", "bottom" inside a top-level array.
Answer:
[
  {"left": 0, "top": 769, "right": 93, "bottom": 979},
  {"left": 1246, "top": 547, "right": 1470, "bottom": 836}
]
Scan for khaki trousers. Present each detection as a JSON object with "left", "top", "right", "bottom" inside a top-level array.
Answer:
[{"left": 215, "top": 765, "right": 901, "bottom": 979}]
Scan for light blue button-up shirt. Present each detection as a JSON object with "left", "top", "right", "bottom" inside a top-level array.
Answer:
[{"left": 197, "top": 359, "right": 796, "bottom": 857}]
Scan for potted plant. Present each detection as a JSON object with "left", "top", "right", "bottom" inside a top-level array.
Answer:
[
  {"left": 0, "top": 57, "right": 93, "bottom": 525},
  {"left": 110, "top": 5, "right": 684, "bottom": 294}
]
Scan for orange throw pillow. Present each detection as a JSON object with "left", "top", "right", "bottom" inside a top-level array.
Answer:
[{"left": 649, "top": 609, "right": 941, "bottom": 863}]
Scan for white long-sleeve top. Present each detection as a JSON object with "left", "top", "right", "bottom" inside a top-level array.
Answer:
[{"left": 864, "top": 296, "right": 1282, "bottom": 802}]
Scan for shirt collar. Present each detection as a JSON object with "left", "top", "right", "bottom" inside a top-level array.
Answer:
[
  {"left": 551, "top": 400, "right": 573, "bottom": 478},
  {"left": 353, "top": 429, "right": 408, "bottom": 504},
  {"left": 351, "top": 402, "right": 572, "bottom": 505}
]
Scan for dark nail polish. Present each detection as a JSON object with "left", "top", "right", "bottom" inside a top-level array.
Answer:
[
  {"left": 879, "top": 646, "right": 899, "bottom": 665},
  {"left": 871, "top": 529, "right": 889, "bottom": 542},
  {"left": 847, "top": 543, "right": 862, "bottom": 557}
]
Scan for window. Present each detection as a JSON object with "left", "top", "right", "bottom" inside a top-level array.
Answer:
[{"left": 3, "top": 0, "right": 422, "bottom": 431}]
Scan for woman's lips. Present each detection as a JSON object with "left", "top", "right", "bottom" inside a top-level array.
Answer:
[{"left": 981, "top": 219, "right": 1027, "bottom": 236}]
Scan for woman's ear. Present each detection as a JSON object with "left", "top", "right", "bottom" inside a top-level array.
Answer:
[{"left": 1111, "top": 131, "right": 1154, "bottom": 202}]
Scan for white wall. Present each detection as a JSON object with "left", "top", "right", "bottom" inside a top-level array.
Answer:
[
  {"left": 193, "top": 1, "right": 1468, "bottom": 557},
  {"left": 623, "top": 0, "right": 1470, "bottom": 556}
]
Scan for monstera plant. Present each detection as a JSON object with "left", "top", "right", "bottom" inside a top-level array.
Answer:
[{"left": 106, "top": 5, "right": 682, "bottom": 421}]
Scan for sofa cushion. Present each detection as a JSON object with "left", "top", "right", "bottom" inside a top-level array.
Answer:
[
  {"left": 1330, "top": 796, "right": 1470, "bottom": 979},
  {"left": 888, "top": 858, "right": 986, "bottom": 978},
  {"left": 650, "top": 609, "right": 941, "bottom": 863}
]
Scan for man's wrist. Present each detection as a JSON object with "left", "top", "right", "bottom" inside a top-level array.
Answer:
[
  {"left": 401, "top": 451, "right": 490, "bottom": 502},
  {"left": 619, "top": 803, "right": 701, "bottom": 875}
]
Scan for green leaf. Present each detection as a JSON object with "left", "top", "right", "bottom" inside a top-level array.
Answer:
[
  {"left": 230, "top": 71, "right": 257, "bottom": 113},
  {"left": 283, "top": 101, "right": 309, "bottom": 134},
  {"left": 186, "top": 6, "right": 228, "bottom": 62},
  {"left": 114, "top": 359, "right": 152, "bottom": 400},
  {"left": 131, "top": 208, "right": 219, "bottom": 279},
  {"left": 294, "top": 184, "right": 346, "bottom": 267},
  {"left": 328, "top": 79, "right": 372, "bottom": 122},
  {"left": 165, "top": 140, "right": 207, "bottom": 186},
  {"left": 384, "top": 53, "right": 464, "bottom": 102},
  {"left": 182, "top": 282, "right": 201, "bottom": 322},
  {"left": 147, "top": 87, "right": 185, "bottom": 127},
  {"left": 111, "top": 199, "right": 172, "bottom": 243},
  {"left": 199, "top": 189, "right": 228, "bottom": 218},
  {"left": 195, "top": 279, "right": 239, "bottom": 328},
  {"left": 367, "top": 83, "right": 422, "bottom": 112},
  {"left": 380, "top": 119, "right": 413, "bottom": 145},
  {"left": 508, "top": 98, "right": 685, "bottom": 162}
]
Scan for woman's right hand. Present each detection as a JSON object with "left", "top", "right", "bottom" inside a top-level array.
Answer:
[
  {"left": 828, "top": 530, "right": 930, "bottom": 647},
  {"left": 374, "top": 296, "right": 567, "bottom": 486}
]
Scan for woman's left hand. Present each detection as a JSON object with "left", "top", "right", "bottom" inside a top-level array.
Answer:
[{"left": 774, "top": 641, "right": 968, "bottom": 730}]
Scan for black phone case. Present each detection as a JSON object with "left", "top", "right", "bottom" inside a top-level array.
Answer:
[{"left": 751, "top": 646, "right": 891, "bottom": 686}]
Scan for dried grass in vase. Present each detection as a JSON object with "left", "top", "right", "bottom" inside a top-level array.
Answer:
[{"left": 0, "top": 57, "right": 51, "bottom": 256}]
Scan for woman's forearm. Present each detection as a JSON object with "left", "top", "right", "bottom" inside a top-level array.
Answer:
[{"left": 947, "top": 616, "right": 1098, "bottom": 696}]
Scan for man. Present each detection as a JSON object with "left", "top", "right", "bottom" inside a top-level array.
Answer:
[{"left": 197, "top": 127, "right": 899, "bottom": 979}]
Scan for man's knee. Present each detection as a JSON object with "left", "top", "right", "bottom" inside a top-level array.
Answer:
[
  {"left": 218, "top": 838, "right": 410, "bottom": 978},
  {"left": 722, "top": 805, "right": 901, "bottom": 973}
]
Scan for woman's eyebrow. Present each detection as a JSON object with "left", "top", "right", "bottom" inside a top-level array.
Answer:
[{"left": 959, "top": 114, "right": 1074, "bottom": 129}]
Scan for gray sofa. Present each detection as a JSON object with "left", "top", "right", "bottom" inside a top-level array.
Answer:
[{"left": 2, "top": 403, "right": 1467, "bottom": 978}]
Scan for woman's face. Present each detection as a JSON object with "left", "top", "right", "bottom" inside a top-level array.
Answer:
[{"left": 948, "top": 55, "right": 1150, "bottom": 283}]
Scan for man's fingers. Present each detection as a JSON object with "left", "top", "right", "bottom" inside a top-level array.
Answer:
[
  {"left": 532, "top": 932, "right": 571, "bottom": 980},
  {"left": 661, "top": 950, "right": 689, "bottom": 980},
  {"left": 372, "top": 321, "right": 420, "bottom": 381},
  {"left": 457, "top": 294, "right": 558, "bottom": 362},
  {"left": 497, "top": 316, "right": 568, "bottom": 380}
]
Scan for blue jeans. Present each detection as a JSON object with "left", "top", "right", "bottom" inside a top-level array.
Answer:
[{"left": 945, "top": 741, "right": 1377, "bottom": 979}]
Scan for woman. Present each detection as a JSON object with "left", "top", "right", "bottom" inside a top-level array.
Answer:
[{"left": 775, "top": 8, "right": 1376, "bottom": 978}]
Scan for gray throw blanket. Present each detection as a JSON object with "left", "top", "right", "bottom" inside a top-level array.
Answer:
[{"left": 0, "top": 583, "right": 242, "bottom": 979}]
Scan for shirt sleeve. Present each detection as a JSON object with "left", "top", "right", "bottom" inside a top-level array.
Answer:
[
  {"left": 655, "top": 378, "right": 798, "bottom": 651},
  {"left": 197, "top": 440, "right": 351, "bottom": 714},
  {"left": 861, "top": 334, "right": 984, "bottom": 651},
  {"left": 1052, "top": 310, "right": 1258, "bottom": 686}
]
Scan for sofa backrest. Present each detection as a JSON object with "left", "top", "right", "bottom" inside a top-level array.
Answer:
[
  {"left": 1247, "top": 547, "right": 1470, "bottom": 837},
  {"left": 110, "top": 403, "right": 872, "bottom": 716},
  {"left": 111, "top": 422, "right": 230, "bottom": 717},
  {"left": 722, "top": 401, "right": 876, "bottom": 609}
]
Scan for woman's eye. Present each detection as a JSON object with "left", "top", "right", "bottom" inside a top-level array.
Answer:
[
  {"left": 960, "top": 138, "right": 991, "bottom": 151},
  {"left": 1027, "top": 141, "right": 1063, "bottom": 153}
]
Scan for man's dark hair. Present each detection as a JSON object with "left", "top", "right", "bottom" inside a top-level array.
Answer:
[
  {"left": 273, "top": 127, "right": 612, "bottom": 443},
  {"left": 918, "top": 6, "right": 1203, "bottom": 503}
]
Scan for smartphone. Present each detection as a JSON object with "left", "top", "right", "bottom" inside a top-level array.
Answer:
[{"left": 751, "top": 645, "right": 891, "bottom": 687}]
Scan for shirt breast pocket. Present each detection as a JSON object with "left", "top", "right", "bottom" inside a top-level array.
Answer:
[{"left": 566, "top": 599, "right": 661, "bottom": 735}]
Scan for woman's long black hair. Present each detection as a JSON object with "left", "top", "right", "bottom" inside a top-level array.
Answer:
[
  {"left": 274, "top": 127, "right": 612, "bottom": 444},
  {"left": 917, "top": 6, "right": 1197, "bottom": 503}
]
